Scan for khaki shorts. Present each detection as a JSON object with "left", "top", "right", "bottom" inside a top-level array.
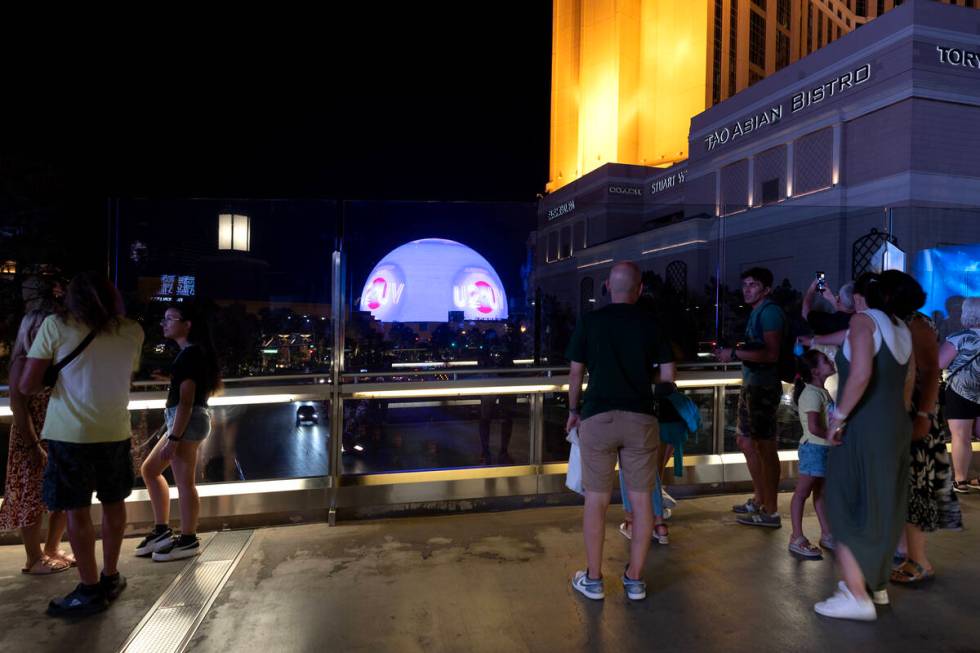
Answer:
[{"left": 578, "top": 410, "right": 659, "bottom": 493}]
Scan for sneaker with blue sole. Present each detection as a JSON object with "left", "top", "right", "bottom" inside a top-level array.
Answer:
[
  {"left": 572, "top": 570, "right": 604, "bottom": 600},
  {"left": 622, "top": 566, "right": 647, "bottom": 600},
  {"left": 47, "top": 583, "right": 109, "bottom": 617}
]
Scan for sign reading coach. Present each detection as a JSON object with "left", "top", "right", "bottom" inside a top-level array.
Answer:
[{"left": 704, "top": 63, "right": 872, "bottom": 151}]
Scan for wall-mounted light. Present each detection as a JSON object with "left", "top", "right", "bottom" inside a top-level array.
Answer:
[{"left": 218, "top": 213, "right": 251, "bottom": 252}]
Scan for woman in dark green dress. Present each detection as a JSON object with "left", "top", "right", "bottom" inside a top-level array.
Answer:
[{"left": 814, "top": 271, "right": 924, "bottom": 622}]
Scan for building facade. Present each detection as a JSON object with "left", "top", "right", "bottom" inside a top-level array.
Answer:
[
  {"left": 536, "top": 0, "right": 980, "bottom": 340},
  {"left": 549, "top": 0, "right": 978, "bottom": 192}
]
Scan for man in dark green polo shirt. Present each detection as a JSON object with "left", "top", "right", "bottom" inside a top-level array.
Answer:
[{"left": 565, "top": 261, "right": 675, "bottom": 601}]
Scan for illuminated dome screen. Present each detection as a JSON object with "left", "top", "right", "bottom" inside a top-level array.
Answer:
[{"left": 359, "top": 238, "right": 508, "bottom": 322}]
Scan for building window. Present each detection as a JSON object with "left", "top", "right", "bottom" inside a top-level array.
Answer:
[
  {"left": 218, "top": 213, "right": 251, "bottom": 252},
  {"left": 777, "top": 0, "right": 791, "bottom": 27},
  {"left": 876, "top": 0, "right": 884, "bottom": 16},
  {"left": 807, "top": 3, "right": 813, "bottom": 52},
  {"left": 752, "top": 0, "right": 767, "bottom": 8},
  {"left": 560, "top": 226, "right": 572, "bottom": 259},
  {"left": 729, "top": 0, "right": 738, "bottom": 96},
  {"left": 546, "top": 231, "right": 558, "bottom": 262},
  {"left": 713, "top": 0, "right": 723, "bottom": 104},
  {"left": 818, "top": 13, "right": 824, "bottom": 45},
  {"left": 761, "top": 179, "right": 780, "bottom": 205},
  {"left": 967, "top": 0, "right": 975, "bottom": 8},
  {"left": 573, "top": 221, "right": 586, "bottom": 251},
  {"left": 749, "top": 12, "right": 766, "bottom": 68},
  {"left": 794, "top": 128, "right": 834, "bottom": 195},
  {"left": 776, "top": 31, "right": 790, "bottom": 70},
  {"left": 856, "top": 0, "right": 867, "bottom": 14},
  {"left": 749, "top": 69, "right": 764, "bottom": 86}
]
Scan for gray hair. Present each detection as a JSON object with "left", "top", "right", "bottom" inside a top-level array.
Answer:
[
  {"left": 838, "top": 283, "right": 856, "bottom": 312},
  {"left": 963, "top": 297, "right": 980, "bottom": 329}
]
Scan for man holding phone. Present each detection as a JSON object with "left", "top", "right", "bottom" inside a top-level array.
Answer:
[{"left": 803, "top": 272, "right": 856, "bottom": 335}]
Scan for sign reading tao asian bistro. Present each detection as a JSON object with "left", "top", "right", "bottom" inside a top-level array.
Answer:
[{"left": 704, "top": 63, "right": 872, "bottom": 152}]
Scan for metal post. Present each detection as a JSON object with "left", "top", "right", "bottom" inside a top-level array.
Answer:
[
  {"left": 712, "top": 385, "right": 727, "bottom": 456},
  {"left": 529, "top": 394, "right": 544, "bottom": 468},
  {"left": 328, "top": 248, "right": 346, "bottom": 526}
]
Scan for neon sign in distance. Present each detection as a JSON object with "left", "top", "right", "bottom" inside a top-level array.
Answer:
[{"left": 359, "top": 238, "right": 509, "bottom": 322}]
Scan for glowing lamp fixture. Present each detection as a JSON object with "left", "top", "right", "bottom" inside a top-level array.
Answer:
[{"left": 218, "top": 213, "right": 251, "bottom": 252}]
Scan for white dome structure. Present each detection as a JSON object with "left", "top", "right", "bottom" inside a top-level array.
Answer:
[{"left": 359, "top": 238, "right": 508, "bottom": 322}]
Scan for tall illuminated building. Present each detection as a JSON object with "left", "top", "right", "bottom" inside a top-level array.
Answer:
[{"left": 548, "top": 0, "right": 978, "bottom": 192}]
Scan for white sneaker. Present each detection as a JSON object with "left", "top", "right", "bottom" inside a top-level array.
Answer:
[
  {"left": 661, "top": 490, "right": 677, "bottom": 509},
  {"left": 814, "top": 582, "right": 877, "bottom": 621},
  {"left": 872, "top": 589, "right": 889, "bottom": 606}
]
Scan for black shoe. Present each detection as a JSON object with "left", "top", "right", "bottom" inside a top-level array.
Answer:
[
  {"left": 100, "top": 572, "right": 127, "bottom": 601},
  {"left": 152, "top": 536, "right": 201, "bottom": 562},
  {"left": 135, "top": 528, "right": 173, "bottom": 556},
  {"left": 47, "top": 583, "right": 109, "bottom": 617}
]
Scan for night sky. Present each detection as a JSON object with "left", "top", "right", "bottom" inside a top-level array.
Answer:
[
  {"left": 2, "top": 8, "right": 553, "bottom": 294},
  {"left": 3, "top": 7, "right": 552, "bottom": 209}
]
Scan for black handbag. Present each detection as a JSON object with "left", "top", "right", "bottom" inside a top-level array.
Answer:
[{"left": 42, "top": 330, "right": 97, "bottom": 389}]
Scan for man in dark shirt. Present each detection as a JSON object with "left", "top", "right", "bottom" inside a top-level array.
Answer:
[
  {"left": 566, "top": 261, "right": 675, "bottom": 601},
  {"left": 804, "top": 278, "right": 855, "bottom": 335}
]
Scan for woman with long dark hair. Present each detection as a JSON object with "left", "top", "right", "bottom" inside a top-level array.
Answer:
[
  {"left": 814, "top": 271, "right": 922, "bottom": 621},
  {"left": 137, "top": 303, "right": 221, "bottom": 561}
]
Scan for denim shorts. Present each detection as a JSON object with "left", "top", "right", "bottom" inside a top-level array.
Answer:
[
  {"left": 798, "top": 441, "right": 829, "bottom": 478},
  {"left": 164, "top": 406, "right": 213, "bottom": 442}
]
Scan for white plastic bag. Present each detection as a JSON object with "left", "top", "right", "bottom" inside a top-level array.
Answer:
[{"left": 565, "top": 427, "right": 584, "bottom": 495}]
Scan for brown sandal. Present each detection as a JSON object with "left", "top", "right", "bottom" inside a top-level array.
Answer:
[
  {"left": 890, "top": 560, "right": 935, "bottom": 584},
  {"left": 21, "top": 557, "right": 71, "bottom": 575}
]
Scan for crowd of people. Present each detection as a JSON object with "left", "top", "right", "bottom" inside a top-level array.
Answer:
[
  {"left": 2, "top": 262, "right": 978, "bottom": 622},
  {"left": 566, "top": 262, "right": 976, "bottom": 622},
  {"left": 0, "top": 272, "right": 221, "bottom": 617}
]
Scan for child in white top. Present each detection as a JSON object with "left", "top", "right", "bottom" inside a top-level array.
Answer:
[{"left": 789, "top": 349, "right": 836, "bottom": 559}]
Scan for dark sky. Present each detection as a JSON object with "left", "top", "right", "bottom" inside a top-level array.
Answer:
[{"left": 2, "top": 7, "right": 553, "bottom": 211}]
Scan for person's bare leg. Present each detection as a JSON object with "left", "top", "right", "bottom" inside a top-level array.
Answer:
[
  {"left": 905, "top": 524, "right": 932, "bottom": 573},
  {"left": 43, "top": 511, "right": 69, "bottom": 560},
  {"left": 20, "top": 521, "right": 44, "bottom": 568},
  {"left": 836, "top": 543, "right": 870, "bottom": 600},
  {"left": 756, "top": 439, "right": 781, "bottom": 514},
  {"left": 790, "top": 476, "right": 815, "bottom": 540},
  {"left": 811, "top": 480, "right": 831, "bottom": 539},
  {"left": 66, "top": 507, "right": 98, "bottom": 585},
  {"left": 171, "top": 442, "right": 201, "bottom": 535},
  {"left": 100, "top": 501, "right": 127, "bottom": 577},
  {"left": 583, "top": 490, "right": 611, "bottom": 579},
  {"left": 737, "top": 435, "right": 763, "bottom": 505},
  {"left": 141, "top": 437, "right": 172, "bottom": 525},
  {"left": 626, "top": 490, "right": 653, "bottom": 579},
  {"left": 949, "top": 419, "right": 974, "bottom": 483}
]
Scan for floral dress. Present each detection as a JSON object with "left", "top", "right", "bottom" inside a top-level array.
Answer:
[
  {"left": 907, "top": 314, "right": 962, "bottom": 532},
  {"left": 0, "top": 389, "right": 52, "bottom": 530}
]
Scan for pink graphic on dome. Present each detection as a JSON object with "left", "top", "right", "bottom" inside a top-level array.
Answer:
[{"left": 365, "top": 276, "right": 388, "bottom": 310}]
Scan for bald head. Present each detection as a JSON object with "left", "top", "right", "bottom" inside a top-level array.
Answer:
[{"left": 607, "top": 261, "right": 642, "bottom": 303}]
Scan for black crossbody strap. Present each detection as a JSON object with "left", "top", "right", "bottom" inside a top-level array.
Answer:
[{"left": 52, "top": 330, "right": 97, "bottom": 374}]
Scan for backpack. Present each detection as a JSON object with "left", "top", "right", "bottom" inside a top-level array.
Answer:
[{"left": 761, "top": 302, "right": 797, "bottom": 384}]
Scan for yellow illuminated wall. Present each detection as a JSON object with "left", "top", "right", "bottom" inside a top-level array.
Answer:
[{"left": 548, "top": 0, "right": 709, "bottom": 192}]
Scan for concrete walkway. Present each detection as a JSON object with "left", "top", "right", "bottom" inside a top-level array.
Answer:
[{"left": 2, "top": 493, "right": 979, "bottom": 652}]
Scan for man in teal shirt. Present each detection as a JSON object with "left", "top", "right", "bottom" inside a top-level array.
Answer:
[{"left": 715, "top": 267, "right": 786, "bottom": 528}]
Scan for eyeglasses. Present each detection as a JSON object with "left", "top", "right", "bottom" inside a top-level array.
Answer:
[{"left": 160, "top": 317, "right": 185, "bottom": 323}]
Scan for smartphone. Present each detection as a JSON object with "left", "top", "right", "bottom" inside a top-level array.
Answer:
[{"left": 816, "top": 271, "right": 826, "bottom": 292}]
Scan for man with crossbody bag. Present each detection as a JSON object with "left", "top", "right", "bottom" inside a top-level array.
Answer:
[{"left": 21, "top": 272, "right": 144, "bottom": 617}]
